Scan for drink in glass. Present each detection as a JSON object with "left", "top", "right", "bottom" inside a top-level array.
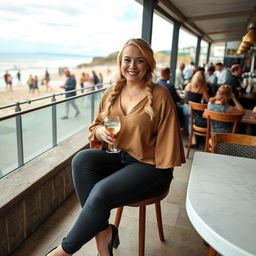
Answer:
[{"left": 104, "top": 116, "right": 121, "bottom": 153}]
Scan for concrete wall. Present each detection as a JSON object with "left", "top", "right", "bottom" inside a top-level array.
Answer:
[{"left": 0, "top": 129, "right": 88, "bottom": 256}]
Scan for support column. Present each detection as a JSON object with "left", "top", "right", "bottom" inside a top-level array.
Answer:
[
  {"left": 141, "top": 0, "right": 156, "bottom": 45},
  {"left": 195, "top": 36, "right": 202, "bottom": 67},
  {"left": 206, "top": 42, "right": 211, "bottom": 65},
  {"left": 170, "top": 22, "right": 180, "bottom": 85}
]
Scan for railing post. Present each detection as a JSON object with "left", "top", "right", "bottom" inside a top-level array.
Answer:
[
  {"left": 51, "top": 94, "right": 57, "bottom": 147},
  {"left": 15, "top": 102, "right": 24, "bottom": 167},
  {"left": 91, "top": 92, "right": 95, "bottom": 122}
]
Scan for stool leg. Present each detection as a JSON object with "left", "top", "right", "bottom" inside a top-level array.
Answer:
[
  {"left": 114, "top": 207, "right": 124, "bottom": 228},
  {"left": 155, "top": 202, "right": 164, "bottom": 241},
  {"left": 139, "top": 205, "right": 146, "bottom": 256},
  {"left": 209, "top": 246, "right": 216, "bottom": 256}
]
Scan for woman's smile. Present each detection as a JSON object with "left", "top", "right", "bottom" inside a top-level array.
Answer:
[{"left": 121, "top": 45, "right": 148, "bottom": 85}]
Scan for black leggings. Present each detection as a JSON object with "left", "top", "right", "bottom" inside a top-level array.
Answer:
[{"left": 61, "top": 149, "right": 173, "bottom": 254}]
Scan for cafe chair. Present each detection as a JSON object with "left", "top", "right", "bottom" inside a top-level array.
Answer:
[
  {"left": 114, "top": 188, "right": 169, "bottom": 256},
  {"left": 211, "top": 133, "right": 256, "bottom": 158},
  {"left": 203, "top": 109, "right": 243, "bottom": 152},
  {"left": 186, "top": 101, "right": 208, "bottom": 158}
]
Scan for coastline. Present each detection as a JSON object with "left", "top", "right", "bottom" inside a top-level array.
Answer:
[{"left": 0, "top": 64, "right": 117, "bottom": 116}]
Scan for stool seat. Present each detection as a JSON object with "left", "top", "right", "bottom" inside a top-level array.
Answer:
[{"left": 114, "top": 188, "right": 169, "bottom": 256}]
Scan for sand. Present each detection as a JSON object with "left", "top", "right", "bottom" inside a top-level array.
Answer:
[{"left": 0, "top": 65, "right": 117, "bottom": 117}]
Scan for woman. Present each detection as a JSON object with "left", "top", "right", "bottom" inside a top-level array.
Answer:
[
  {"left": 207, "top": 84, "right": 245, "bottom": 133},
  {"left": 46, "top": 38, "right": 185, "bottom": 256},
  {"left": 183, "top": 70, "right": 210, "bottom": 145}
]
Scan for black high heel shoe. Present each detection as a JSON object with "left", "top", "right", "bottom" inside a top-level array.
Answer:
[
  {"left": 109, "top": 224, "right": 120, "bottom": 254},
  {"left": 97, "top": 224, "right": 120, "bottom": 256},
  {"left": 44, "top": 247, "right": 57, "bottom": 256}
]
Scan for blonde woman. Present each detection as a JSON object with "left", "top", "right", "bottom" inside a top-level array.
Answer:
[
  {"left": 45, "top": 39, "right": 185, "bottom": 256},
  {"left": 207, "top": 84, "right": 245, "bottom": 133},
  {"left": 183, "top": 70, "right": 210, "bottom": 145}
]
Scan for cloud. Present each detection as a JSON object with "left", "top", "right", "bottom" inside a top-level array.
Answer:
[
  {"left": 40, "top": 22, "right": 75, "bottom": 27},
  {"left": 0, "top": 0, "right": 198, "bottom": 56},
  {"left": 0, "top": 0, "right": 143, "bottom": 56}
]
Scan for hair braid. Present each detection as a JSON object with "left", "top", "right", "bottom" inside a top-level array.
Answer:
[
  {"left": 100, "top": 81, "right": 124, "bottom": 119},
  {"left": 144, "top": 82, "right": 154, "bottom": 120}
]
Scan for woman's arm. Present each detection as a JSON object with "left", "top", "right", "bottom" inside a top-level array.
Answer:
[
  {"left": 202, "top": 87, "right": 210, "bottom": 102},
  {"left": 226, "top": 93, "right": 245, "bottom": 114}
]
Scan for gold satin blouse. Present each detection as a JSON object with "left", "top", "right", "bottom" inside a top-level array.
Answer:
[{"left": 88, "top": 83, "right": 185, "bottom": 169}]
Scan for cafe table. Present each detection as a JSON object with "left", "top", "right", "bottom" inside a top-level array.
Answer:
[
  {"left": 241, "top": 109, "right": 256, "bottom": 125},
  {"left": 186, "top": 152, "right": 256, "bottom": 256}
]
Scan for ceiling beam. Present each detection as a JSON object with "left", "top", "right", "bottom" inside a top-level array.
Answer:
[
  {"left": 159, "top": 0, "right": 213, "bottom": 42},
  {"left": 207, "top": 29, "right": 244, "bottom": 35},
  {"left": 211, "top": 36, "right": 243, "bottom": 42},
  {"left": 187, "top": 10, "right": 253, "bottom": 22}
]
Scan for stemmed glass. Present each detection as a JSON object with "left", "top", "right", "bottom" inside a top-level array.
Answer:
[{"left": 104, "top": 116, "right": 121, "bottom": 153}]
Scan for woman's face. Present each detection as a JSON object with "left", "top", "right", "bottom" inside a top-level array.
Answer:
[{"left": 121, "top": 45, "right": 148, "bottom": 85}]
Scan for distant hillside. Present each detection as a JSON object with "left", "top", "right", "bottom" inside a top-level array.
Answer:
[{"left": 77, "top": 50, "right": 192, "bottom": 68}]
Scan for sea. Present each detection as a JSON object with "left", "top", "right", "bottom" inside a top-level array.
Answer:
[{"left": 0, "top": 52, "right": 92, "bottom": 87}]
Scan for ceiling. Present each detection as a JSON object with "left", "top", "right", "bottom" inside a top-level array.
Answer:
[{"left": 136, "top": 0, "right": 256, "bottom": 43}]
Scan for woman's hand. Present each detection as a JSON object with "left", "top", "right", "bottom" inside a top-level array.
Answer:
[
  {"left": 230, "top": 92, "right": 236, "bottom": 101},
  {"left": 96, "top": 126, "right": 116, "bottom": 145}
]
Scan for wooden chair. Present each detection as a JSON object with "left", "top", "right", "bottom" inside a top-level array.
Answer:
[
  {"left": 114, "top": 188, "right": 169, "bottom": 256},
  {"left": 203, "top": 109, "right": 243, "bottom": 152},
  {"left": 211, "top": 133, "right": 256, "bottom": 158},
  {"left": 186, "top": 101, "right": 208, "bottom": 158}
]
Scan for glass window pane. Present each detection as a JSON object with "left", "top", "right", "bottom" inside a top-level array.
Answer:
[
  {"left": 199, "top": 40, "right": 208, "bottom": 67},
  {"left": 152, "top": 13, "right": 173, "bottom": 75},
  {"left": 23, "top": 108, "right": 52, "bottom": 163},
  {"left": 0, "top": 118, "right": 18, "bottom": 178},
  {"left": 178, "top": 29, "right": 197, "bottom": 65},
  {"left": 57, "top": 90, "right": 104, "bottom": 143}
]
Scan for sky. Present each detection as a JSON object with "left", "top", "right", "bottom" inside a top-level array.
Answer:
[{"left": 0, "top": 0, "right": 198, "bottom": 57}]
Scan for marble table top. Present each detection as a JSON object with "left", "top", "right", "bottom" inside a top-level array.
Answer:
[{"left": 186, "top": 152, "right": 256, "bottom": 256}]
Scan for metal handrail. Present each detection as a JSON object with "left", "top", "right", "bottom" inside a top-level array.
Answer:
[
  {"left": 0, "top": 82, "right": 111, "bottom": 121},
  {"left": 0, "top": 82, "right": 110, "bottom": 177}
]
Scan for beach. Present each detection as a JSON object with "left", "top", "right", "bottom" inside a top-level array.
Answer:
[{"left": 0, "top": 64, "right": 117, "bottom": 117}]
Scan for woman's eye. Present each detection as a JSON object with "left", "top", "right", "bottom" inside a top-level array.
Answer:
[
  {"left": 123, "top": 58, "right": 130, "bottom": 62},
  {"left": 136, "top": 59, "right": 144, "bottom": 63}
]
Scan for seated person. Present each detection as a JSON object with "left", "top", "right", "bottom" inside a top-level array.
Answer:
[
  {"left": 157, "top": 67, "right": 184, "bottom": 127},
  {"left": 207, "top": 84, "right": 245, "bottom": 133},
  {"left": 183, "top": 70, "right": 209, "bottom": 147},
  {"left": 206, "top": 66, "right": 218, "bottom": 96},
  {"left": 183, "top": 70, "right": 209, "bottom": 133},
  {"left": 226, "top": 64, "right": 246, "bottom": 99}
]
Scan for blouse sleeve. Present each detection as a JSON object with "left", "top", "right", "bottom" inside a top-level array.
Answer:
[
  {"left": 88, "top": 89, "right": 110, "bottom": 149},
  {"left": 155, "top": 91, "right": 185, "bottom": 168}
]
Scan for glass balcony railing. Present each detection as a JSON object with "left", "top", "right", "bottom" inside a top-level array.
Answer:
[{"left": 0, "top": 85, "right": 107, "bottom": 178}]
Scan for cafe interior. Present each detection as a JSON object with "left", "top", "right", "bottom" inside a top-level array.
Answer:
[{"left": 0, "top": 1, "right": 256, "bottom": 256}]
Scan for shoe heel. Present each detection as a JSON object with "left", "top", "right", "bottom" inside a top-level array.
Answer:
[{"left": 113, "top": 233, "right": 120, "bottom": 249}]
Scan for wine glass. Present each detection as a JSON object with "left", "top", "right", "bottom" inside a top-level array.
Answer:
[{"left": 104, "top": 116, "right": 121, "bottom": 153}]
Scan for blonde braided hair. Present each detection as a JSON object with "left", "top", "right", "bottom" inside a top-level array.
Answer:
[{"left": 100, "top": 38, "right": 156, "bottom": 120}]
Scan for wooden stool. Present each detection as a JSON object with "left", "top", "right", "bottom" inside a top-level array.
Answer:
[{"left": 114, "top": 188, "right": 169, "bottom": 256}]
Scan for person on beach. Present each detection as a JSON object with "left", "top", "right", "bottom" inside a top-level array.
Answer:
[
  {"left": 17, "top": 70, "right": 21, "bottom": 83},
  {"left": 4, "top": 71, "right": 9, "bottom": 86},
  {"left": 92, "top": 70, "right": 100, "bottom": 90},
  {"left": 27, "top": 74, "right": 34, "bottom": 93},
  {"left": 44, "top": 69, "right": 52, "bottom": 92},
  {"left": 4, "top": 71, "right": 12, "bottom": 91},
  {"left": 79, "top": 72, "right": 87, "bottom": 93},
  {"left": 45, "top": 38, "right": 185, "bottom": 256},
  {"left": 32, "top": 75, "right": 39, "bottom": 95},
  {"left": 60, "top": 70, "right": 80, "bottom": 119}
]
